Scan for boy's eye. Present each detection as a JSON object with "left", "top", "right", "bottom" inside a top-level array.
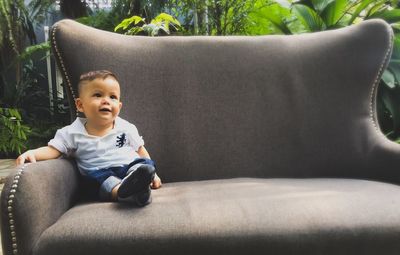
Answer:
[
  {"left": 93, "top": 93, "right": 101, "bottom": 97},
  {"left": 110, "top": 95, "right": 118, "bottom": 100}
]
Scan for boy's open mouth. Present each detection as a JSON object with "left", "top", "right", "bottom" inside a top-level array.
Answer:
[{"left": 99, "top": 108, "right": 111, "bottom": 112}]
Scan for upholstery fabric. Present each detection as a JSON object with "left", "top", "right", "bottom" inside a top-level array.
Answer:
[
  {"left": 50, "top": 19, "right": 399, "bottom": 184},
  {"left": 0, "top": 159, "right": 80, "bottom": 255},
  {"left": 34, "top": 178, "right": 400, "bottom": 255}
]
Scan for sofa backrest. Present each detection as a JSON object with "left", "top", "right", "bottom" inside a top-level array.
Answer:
[{"left": 51, "top": 19, "right": 400, "bottom": 183}]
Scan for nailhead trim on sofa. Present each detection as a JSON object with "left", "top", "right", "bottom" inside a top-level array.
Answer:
[
  {"left": 369, "top": 25, "right": 394, "bottom": 137},
  {"left": 50, "top": 22, "right": 79, "bottom": 117},
  {"left": 6, "top": 164, "right": 26, "bottom": 255}
]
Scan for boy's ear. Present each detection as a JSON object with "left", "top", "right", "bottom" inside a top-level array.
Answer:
[
  {"left": 75, "top": 98, "right": 83, "bottom": 112},
  {"left": 119, "top": 101, "right": 122, "bottom": 110}
]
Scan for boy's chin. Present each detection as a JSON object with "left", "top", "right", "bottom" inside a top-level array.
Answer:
[{"left": 93, "top": 117, "right": 116, "bottom": 126}]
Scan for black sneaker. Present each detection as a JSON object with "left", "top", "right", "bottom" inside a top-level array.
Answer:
[
  {"left": 118, "top": 164, "right": 155, "bottom": 198},
  {"left": 118, "top": 186, "right": 152, "bottom": 206},
  {"left": 135, "top": 186, "right": 152, "bottom": 206}
]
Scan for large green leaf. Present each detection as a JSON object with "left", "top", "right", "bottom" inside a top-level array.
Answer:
[
  {"left": 391, "top": 35, "right": 400, "bottom": 59},
  {"left": 154, "top": 13, "right": 181, "bottom": 27},
  {"left": 126, "top": 26, "right": 144, "bottom": 35},
  {"left": 294, "top": 0, "right": 314, "bottom": 9},
  {"left": 368, "top": 9, "right": 400, "bottom": 23},
  {"left": 151, "top": 13, "right": 181, "bottom": 34},
  {"left": 263, "top": 12, "right": 293, "bottom": 34},
  {"left": 275, "top": 0, "right": 292, "bottom": 8},
  {"left": 380, "top": 84, "right": 400, "bottom": 137},
  {"left": 114, "top": 16, "right": 144, "bottom": 32},
  {"left": 320, "top": 0, "right": 346, "bottom": 27},
  {"left": 311, "top": 0, "right": 335, "bottom": 13},
  {"left": 248, "top": 1, "right": 298, "bottom": 35},
  {"left": 367, "top": 0, "right": 388, "bottom": 16},
  {"left": 292, "top": 4, "right": 325, "bottom": 32},
  {"left": 387, "top": 62, "right": 400, "bottom": 88},
  {"left": 18, "top": 42, "right": 50, "bottom": 61},
  {"left": 382, "top": 69, "right": 396, "bottom": 89},
  {"left": 348, "top": 0, "right": 377, "bottom": 25},
  {"left": 143, "top": 24, "right": 160, "bottom": 37}
]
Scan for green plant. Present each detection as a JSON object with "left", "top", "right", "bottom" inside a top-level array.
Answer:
[
  {"left": 0, "top": 107, "right": 30, "bottom": 156},
  {"left": 0, "top": 0, "right": 53, "bottom": 98},
  {"left": 252, "top": 0, "right": 400, "bottom": 141},
  {"left": 115, "top": 12, "right": 181, "bottom": 36},
  {"left": 76, "top": 0, "right": 167, "bottom": 32},
  {"left": 0, "top": 1, "right": 70, "bottom": 156},
  {"left": 166, "top": 0, "right": 257, "bottom": 35}
]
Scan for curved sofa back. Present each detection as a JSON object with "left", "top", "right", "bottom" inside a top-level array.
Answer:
[{"left": 51, "top": 19, "right": 398, "bottom": 183}]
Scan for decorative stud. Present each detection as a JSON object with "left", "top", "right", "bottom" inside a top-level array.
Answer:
[
  {"left": 52, "top": 24, "right": 77, "bottom": 101},
  {"left": 368, "top": 30, "right": 393, "bottom": 136},
  {"left": 7, "top": 165, "right": 25, "bottom": 255}
]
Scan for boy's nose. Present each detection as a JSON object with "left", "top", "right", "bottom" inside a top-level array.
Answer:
[{"left": 101, "top": 98, "right": 110, "bottom": 104}]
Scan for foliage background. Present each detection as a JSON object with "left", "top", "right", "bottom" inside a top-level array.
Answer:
[{"left": 1, "top": 0, "right": 400, "bottom": 158}]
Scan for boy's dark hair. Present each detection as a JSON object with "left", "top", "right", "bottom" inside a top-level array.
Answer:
[{"left": 78, "top": 70, "right": 118, "bottom": 95}]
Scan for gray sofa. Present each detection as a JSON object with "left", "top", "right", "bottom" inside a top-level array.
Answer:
[{"left": 2, "top": 18, "right": 400, "bottom": 255}]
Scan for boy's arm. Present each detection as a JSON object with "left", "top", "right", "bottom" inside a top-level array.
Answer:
[
  {"left": 137, "top": 145, "right": 162, "bottom": 189},
  {"left": 16, "top": 146, "right": 61, "bottom": 165},
  {"left": 137, "top": 145, "right": 151, "bottom": 159}
]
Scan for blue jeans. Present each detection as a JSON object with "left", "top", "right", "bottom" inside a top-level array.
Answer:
[{"left": 84, "top": 158, "right": 156, "bottom": 201}]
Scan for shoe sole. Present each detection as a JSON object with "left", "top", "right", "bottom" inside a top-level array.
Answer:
[
  {"left": 135, "top": 187, "right": 152, "bottom": 207},
  {"left": 118, "top": 165, "right": 155, "bottom": 198}
]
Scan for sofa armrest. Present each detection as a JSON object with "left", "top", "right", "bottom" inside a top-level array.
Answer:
[{"left": 0, "top": 158, "right": 80, "bottom": 255}]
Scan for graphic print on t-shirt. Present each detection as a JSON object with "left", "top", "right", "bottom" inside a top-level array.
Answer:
[{"left": 116, "top": 133, "right": 126, "bottom": 148}]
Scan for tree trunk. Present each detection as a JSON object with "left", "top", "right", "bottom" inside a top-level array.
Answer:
[
  {"left": 60, "top": 0, "right": 88, "bottom": 19},
  {"left": 212, "top": 0, "right": 223, "bottom": 35},
  {"left": 132, "top": 0, "right": 142, "bottom": 17},
  {"left": 193, "top": 2, "right": 199, "bottom": 35}
]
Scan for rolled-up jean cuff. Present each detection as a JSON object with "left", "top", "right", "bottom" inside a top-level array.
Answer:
[{"left": 99, "top": 176, "right": 121, "bottom": 201}]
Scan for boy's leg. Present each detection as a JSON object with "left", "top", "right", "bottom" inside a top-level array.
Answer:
[
  {"left": 117, "top": 163, "right": 156, "bottom": 199},
  {"left": 125, "top": 158, "right": 156, "bottom": 174},
  {"left": 83, "top": 167, "right": 124, "bottom": 202},
  {"left": 99, "top": 176, "right": 122, "bottom": 201},
  {"left": 113, "top": 162, "right": 155, "bottom": 206}
]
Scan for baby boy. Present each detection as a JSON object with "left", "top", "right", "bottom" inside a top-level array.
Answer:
[{"left": 16, "top": 70, "right": 161, "bottom": 206}]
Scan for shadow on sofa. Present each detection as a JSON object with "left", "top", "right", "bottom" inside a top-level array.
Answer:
[{"left": 2, "top": 19, "right": 400, "bottom": 255}]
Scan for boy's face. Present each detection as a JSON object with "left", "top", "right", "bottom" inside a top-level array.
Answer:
[{"left": 75, "top": 77, "right": 122, "bottom": 127}]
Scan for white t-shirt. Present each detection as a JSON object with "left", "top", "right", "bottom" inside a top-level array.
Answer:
[{"left": 48, "top": 117, "right": 144, "bottom": 175}]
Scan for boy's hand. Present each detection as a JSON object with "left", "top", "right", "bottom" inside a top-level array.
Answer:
[
  {"left": 151, "top": 174, "right": 162, "bottom": 189},
  {"left": 16, "top": 150, "right": 37, "bottom": 165}
]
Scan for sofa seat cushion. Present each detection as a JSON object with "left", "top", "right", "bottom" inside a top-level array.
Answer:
[{"left": 34, "top": 178, "right": 400, "bottom": 255}]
